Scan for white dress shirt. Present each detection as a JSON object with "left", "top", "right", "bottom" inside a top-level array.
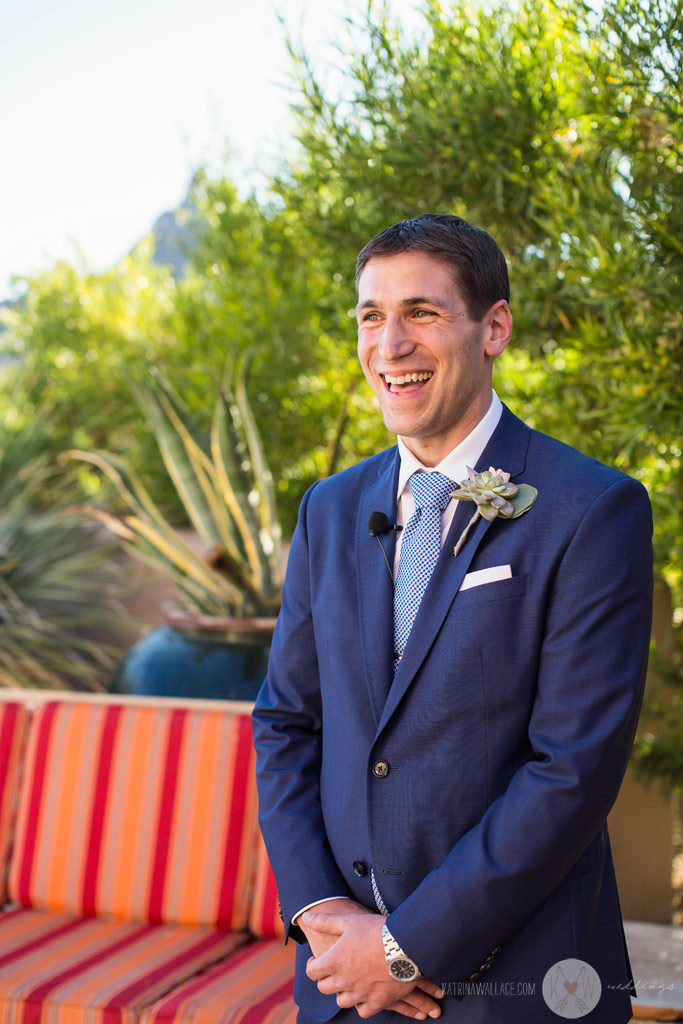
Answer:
[
  {"left": 293, "top": 390, "right": 503, "bottom": 925},
  {"left": 393, "top": 391, "right": 502, "bottom": 576}
]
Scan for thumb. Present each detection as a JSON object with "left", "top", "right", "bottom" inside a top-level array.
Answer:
[{"left": 300, "top": 911, "right": 344, "bottom": 935}]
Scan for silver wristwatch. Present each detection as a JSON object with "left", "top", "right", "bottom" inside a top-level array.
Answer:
[{"left": 382, "top": 923, "right": 421, "bottom": 982}]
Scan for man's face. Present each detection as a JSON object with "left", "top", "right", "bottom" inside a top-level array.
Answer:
[{"left": 356, "top": 251, "right": 510, "bottom": 466}]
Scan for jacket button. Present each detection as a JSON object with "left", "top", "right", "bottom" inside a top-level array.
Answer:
[
  {"left": 372, "top": 760, "right": 390, "bottom": 778},
  {"left": 352, "top": 860, "right": 367, "bottom": 877}
]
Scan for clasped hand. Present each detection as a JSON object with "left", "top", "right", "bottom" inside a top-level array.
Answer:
[{"left": 300, "top": 902, "right": 443, "bottom": 1020}]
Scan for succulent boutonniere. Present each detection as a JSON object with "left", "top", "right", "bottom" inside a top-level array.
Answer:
[{"left": 452, "top": 467, "right": 538, "bottom": 556}]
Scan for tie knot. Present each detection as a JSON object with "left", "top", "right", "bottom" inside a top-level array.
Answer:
[{"left": 409, "top": 471, "right": 454, "bottom": 512}]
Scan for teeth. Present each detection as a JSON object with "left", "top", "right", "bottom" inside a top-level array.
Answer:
[{"left": 384, "top": 371, "right": 433, "bottom": 385}]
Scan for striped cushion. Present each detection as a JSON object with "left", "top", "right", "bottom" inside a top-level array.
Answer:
[
  {"left": 0, "top": 702, "right": 31, "bottom": 904},
  {"left": 248, "top": 833, "right": 284, "bottom": 940},
  {"left": 9, "top": 702, "right": 258, "bottom": 927},
  {"left": 140, "top": 940, "right": 296, "bottom": 1024},
  {"left": 0, "top": 907, "right": 248, "bottom": 1024}
]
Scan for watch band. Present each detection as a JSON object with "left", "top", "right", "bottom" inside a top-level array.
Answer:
[{"left": 382, "top": 923, "right": 420, "bottom": 982}]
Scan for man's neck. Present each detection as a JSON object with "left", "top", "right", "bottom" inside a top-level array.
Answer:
[{"left": 397, "top": 391, "right": 502, "bottom": 472}]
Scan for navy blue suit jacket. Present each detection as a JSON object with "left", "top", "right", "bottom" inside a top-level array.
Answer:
[{"left": 252, "top": 406, "right": 653, "bottom": 1023}]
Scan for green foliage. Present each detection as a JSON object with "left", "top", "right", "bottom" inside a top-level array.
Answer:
[
  {"left": 173, "top": 174, "right": 385, "bottom": 529},
  {"left": 1, "top": 243, "right": 184, "bottom": 513},
  {"left": 633, "top": 637, "right": 683, "bottom": 791},
  {"left": 0, "top": 409, "right": 121, "bottom": 689},
  {"left": 272, "top": 0, "right": 682, "bottom": 784},
  {"left": 70, "top": 367, "right": 282, "bottom": 618}
]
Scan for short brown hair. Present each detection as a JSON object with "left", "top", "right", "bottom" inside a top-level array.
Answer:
[{"left": 356, "top": 214, "right": 510, "bottom": 321}]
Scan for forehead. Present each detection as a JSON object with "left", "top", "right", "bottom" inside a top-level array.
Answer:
[{"left": 356, "top": 251, "right": 464, "bottom": 305}]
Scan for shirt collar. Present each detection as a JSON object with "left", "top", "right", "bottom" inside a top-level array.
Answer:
[{"left": 396, "top": 390, "right": 503, "bottom": 500}]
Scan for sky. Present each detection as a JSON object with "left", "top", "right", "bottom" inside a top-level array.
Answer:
[{"left": 0, "top": 0, "right": 422, "bottom": 300}]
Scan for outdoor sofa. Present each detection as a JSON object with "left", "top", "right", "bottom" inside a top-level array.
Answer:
[{"left": 0, "top": 694, "right": 296, "bottom": 1024}]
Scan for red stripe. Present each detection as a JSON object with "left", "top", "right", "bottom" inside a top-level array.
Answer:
[
  {"left": 142, "top": 940, "right": 257, "bottom": 1019},
  {"left": 216, "top": 717, "right": 253, "bottom": 925},
  {"left": 241, "top": 978, "right": 295, "bottom": 1024},
  {"left": 140, "top": 947, "right": 293, "bottom": 1024},
  {"left": 0, "top": 916, "right": 89, "bottom": 969},
  {"left": 20, "top": 924, "right": 154, "bottom": 1024},
  {"left": 147, "top": 709, "right": 187, "bottom": 923},
  {"left": 0, "top": 703, "right": 20, "bottom": 778},
  {"left": 82, "top": 706, "right": 124, "bottom": 915},
  {"left": 101, "top": 931, "right": 238, "bottom": 1022},
  {"left": 15, "top": 703, "right": 59, "bottom": 905}
]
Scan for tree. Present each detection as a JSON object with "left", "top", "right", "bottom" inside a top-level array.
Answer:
[
  {"left": 172, "top": 171, "right": 389, "bottom": 529},
  {"left": 272, "top": 0, "right": 681, "bottom": 784}
]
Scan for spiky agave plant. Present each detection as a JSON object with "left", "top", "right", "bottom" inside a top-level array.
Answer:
[
  {"left": 0, "top": 414, "right": 120, "bottom": 689},
  {"left": 69, "top": 366, "right": 282, "bottom": 619}
]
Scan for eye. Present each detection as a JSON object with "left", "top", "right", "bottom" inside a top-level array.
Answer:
[
  {"left": 412, "top": 308, "right": 437, "bottom": 318},
  {"left": 360, "top": 311, "right": 381, "bottom": 322}
]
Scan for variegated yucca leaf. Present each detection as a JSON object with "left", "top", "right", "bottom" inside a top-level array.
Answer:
[{"left": 70, "top": 366, "right": 282, "bottom": 618}]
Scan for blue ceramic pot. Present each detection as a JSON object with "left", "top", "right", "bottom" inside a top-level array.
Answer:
[{"left": 110, "top": 617, "right": 275, "bottom": 700}]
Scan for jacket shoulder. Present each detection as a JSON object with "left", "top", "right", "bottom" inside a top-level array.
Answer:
[
  {"left": 306, "top": 446, "right": 397, "bottom": 507},
  {"left": 520, "top": 419, "right": 650, "bottom": 518}
]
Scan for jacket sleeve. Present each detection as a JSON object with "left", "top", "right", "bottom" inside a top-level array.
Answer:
[
  {"left": 386, "top": 475, "right": 653, "bottom": 982},
  {"left": 252, "top": 483, "right": 353, "bottom": 941}
]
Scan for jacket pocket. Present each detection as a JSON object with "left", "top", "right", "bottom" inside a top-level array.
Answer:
[{"left": 456, "top": 573, "right": 528, "bottom": 604}]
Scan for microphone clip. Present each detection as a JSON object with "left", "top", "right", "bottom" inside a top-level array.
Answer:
[{"left": 368, "top": 511, "right": 399, "bottom": 584}]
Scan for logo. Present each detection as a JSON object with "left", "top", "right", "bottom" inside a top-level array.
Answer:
[{"left": 542, "top": 959, "right": 601, "bottom": 1018}]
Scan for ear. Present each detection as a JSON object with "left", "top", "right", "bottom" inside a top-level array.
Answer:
[{"left": 483, "top": 300, "right": 513, "bottom": 358}]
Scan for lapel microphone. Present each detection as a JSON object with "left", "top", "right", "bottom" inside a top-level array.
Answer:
[
  {"left": 368, "top": 512, "right": 401, "bottom": 584},
  {"left": 368, "top": 512, "right": 402, "bottom": 536}
]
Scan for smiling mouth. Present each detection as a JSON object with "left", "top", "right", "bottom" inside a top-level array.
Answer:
[{"left": 381, "top": 371, "right": 433, "bottom": 393}]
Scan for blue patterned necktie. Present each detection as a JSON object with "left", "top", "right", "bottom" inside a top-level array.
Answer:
[{"left": 393, "top": 470, "right": 454, "bottom": 669}]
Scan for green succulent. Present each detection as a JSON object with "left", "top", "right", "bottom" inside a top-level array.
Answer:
[
  {"left": 451, "top": 467, "right": 520, "bottom": 521},
  {"left": 69, "top": 365, "right": 282, "bottom": 619},
  {"left": 451, "top": 466, "right": 538, "bottom": 556}
]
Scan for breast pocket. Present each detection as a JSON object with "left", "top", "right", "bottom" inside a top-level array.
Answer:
[{"left": 456, "top": 572, "right": 528, "bottom": 605}]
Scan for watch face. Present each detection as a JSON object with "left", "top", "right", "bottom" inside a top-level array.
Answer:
[{"left": 390, "top": 957, "right": 419, "bottom": 981}]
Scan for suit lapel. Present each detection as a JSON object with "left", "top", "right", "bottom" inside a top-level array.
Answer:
[
  {"left": 375, "top": 406, "right": 532, "bottom": 738},
  {"left": 356, "top": 449, "right": 401, "bottom": 726}
]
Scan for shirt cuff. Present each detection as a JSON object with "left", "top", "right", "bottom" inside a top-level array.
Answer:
[{"left": 292, "top": 896, "right": 351, "bottom": 926}]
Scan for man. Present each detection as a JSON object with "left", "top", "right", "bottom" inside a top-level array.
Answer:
[{"left": 252, "top": 215, "right": 653, "bottom": 1023}]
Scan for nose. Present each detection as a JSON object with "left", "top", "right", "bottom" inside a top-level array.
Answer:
[{"left": 378, "top": 315, "right": 415, "bottom": 360}]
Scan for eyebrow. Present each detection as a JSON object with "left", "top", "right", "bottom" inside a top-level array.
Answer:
[{"left": 357, "top": 296, "right": 445, "bottom": 311}]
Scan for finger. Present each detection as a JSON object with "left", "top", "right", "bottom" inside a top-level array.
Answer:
[
  {"left": 386, "top": 998, "right": 441, "bottom": 1020},
  {"left": 415, "top": 978, "right": 446, "bottom": 999},
  {"left": 335, "top": 992, "right": 358, "bottom": 1010},
  {"left": 303, "top": 932, "right": 339, "bottom": 959},
  {"left": 398, "top": 988, "right": 443, "bottom": 1016},
  {"left": 305, "top": 957, "right": 331, "bottom": 982},
  {"left": 300, "top": 911, "right": 344, "bottom": 935},
  {"left": 316, "top": 976, "right": 345, "bottom": 996}
]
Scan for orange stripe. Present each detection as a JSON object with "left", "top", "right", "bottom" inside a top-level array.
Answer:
[
  {"left": 164, "top": 713, "right": 223, "bottom": 923},
  {"left": 141, "top": 941, "right": 296, "bottom": 1024},
  {"left": 0, "top": 911, "right": 248, "bottom": 1024},
  {"left": 44, "top": 707, "right": 101, "bottom": 910},
  {"left": 19, "top": 923, "right": 154, "bottom": 1024},
  {"left": 100, "top": 708, "right": 159, "bottom": 919}
]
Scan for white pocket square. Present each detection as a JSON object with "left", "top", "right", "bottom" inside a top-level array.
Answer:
[{"left": 459, "top": 565, "right": 512, "bottom": 591}]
